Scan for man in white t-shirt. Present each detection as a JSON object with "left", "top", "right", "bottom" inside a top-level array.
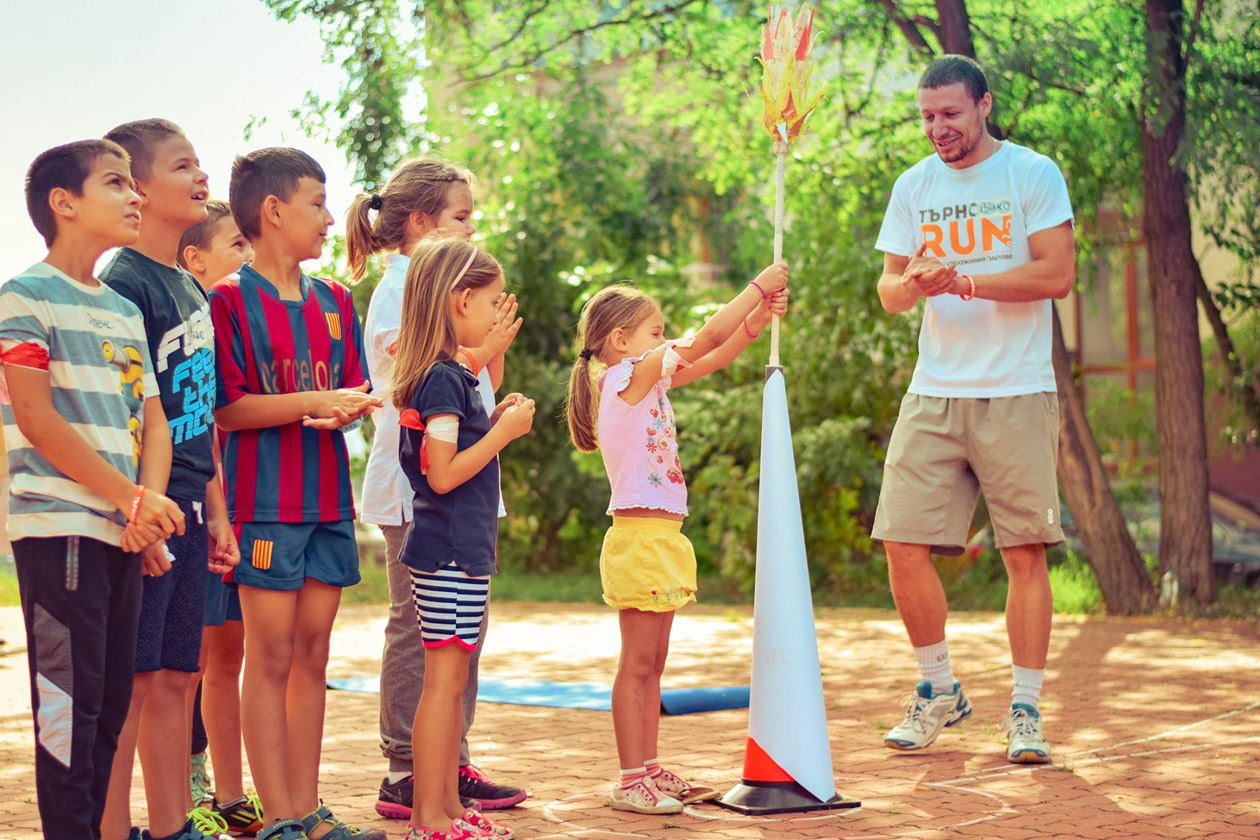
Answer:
[{"left": 872, "top": 55, "right": 1075, "bottom": 765}]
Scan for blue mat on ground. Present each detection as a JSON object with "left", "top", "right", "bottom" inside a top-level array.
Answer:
[{"left": 326, "top": 675, "right": 749, "bottom": 715}]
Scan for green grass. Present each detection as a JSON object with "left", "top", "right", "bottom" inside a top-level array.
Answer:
[
  {"left": 343, "top": 558, "right": 750, "bottom": 607},
  {"left": 0, "top": 558, "right": 17, "bottom": 607},
  {"left": 1049, "top": 551, "right": 1104, "bottom": 614},
  {"left": 5, "top": 544, "right": 1256, "bottom": 622}
]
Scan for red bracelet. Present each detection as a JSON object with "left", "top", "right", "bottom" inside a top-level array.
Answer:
[
  {"left": 128, "top": 485, "right": 145, "bottom": 524},
  {"left": 749, "top": 279, "right": 768, "bottom": 300},
  {"left": 743, "top": 317, "right": 760, "bottom": 339},
  {"left": 960, "top": 274, "right": 976, "bottom": 301}
]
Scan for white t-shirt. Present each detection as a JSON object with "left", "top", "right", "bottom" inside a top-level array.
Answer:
[
  {"left": 475, "top": 366, "right": 508, "bottom": 519},
  {"left": 360, "top": 253, "right": 506, "bottom": 523},
  {"left": 875, "top": 141, "right": 1073, "bottom": 397},
  {"left": 360, "top": 254, "right": 411, "bottom": 525}
]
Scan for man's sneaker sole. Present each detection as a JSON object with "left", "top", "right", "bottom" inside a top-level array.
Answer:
[
  {"left": 1008, "top": 746, "right": 1051, "bottom": 765},
  {"left": 883, "top": 700, "right": 973, "bottom": 751}
]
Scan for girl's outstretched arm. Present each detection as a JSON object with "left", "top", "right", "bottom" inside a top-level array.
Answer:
[
  {"left": 620, "top": 263, "right": 788, "bottom": 405},
  {"left": 670, "top": 289, "right": 789, "bottom": 388}
]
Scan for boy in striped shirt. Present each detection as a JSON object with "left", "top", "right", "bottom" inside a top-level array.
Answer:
[
  {"left": 1, "top": 139, "right": 184, "bottom": 839},
  {"left": 209, "top": 147, "right": 382, "bottom": 840}
]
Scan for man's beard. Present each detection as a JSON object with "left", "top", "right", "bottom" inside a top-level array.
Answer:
[{"left": 937, "top": 119, "right": 985, "bottom": 163}]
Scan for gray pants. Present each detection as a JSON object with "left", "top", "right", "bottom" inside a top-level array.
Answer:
[{"left": 378, "top": 524, "right": 485, "bottom": 772}]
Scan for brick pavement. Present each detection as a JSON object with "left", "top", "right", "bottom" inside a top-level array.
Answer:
[{"left": 1, "top": 602, "right": 1258, "bottom": 839}]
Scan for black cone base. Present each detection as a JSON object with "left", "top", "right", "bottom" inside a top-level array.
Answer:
[{"left": 716, "top": 780, "right": 861, "bottom": 816}]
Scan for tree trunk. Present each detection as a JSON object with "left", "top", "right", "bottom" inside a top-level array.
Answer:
[
  {"left": 934, "top": 0, "right": 976, "bottom": 57},
  {"left": 1052, "top": 308, "right": 1157, "bottom": 614},
  {"left": 1197, "top": 273, "right": 1260, "bottom": 433},
  {"left": 1142, "top": 0, "right": 1214, "bottom": 605}
]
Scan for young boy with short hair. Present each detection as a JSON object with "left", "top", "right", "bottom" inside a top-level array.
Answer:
[
  {"left": 211, "top": 147, "right": 383, "bottom": 840},
  {"left": 2, "top": 139, "right": 185, "bottom": 839},
  {"left": 98, "top": 118, "right": 241, "bottom": 840},
  {"left": 179, "top": 198, "right": 263, "bottom": 834},
  {"left": 178, "top": 199, "right": 253, "bottom": 293}
]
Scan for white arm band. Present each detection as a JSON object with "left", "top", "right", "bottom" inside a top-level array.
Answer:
[{"left": 426, "top": 414, "right": 460, "bottom": 443}]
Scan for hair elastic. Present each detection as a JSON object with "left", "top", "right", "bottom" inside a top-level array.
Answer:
[
  {"left": 450, "top": 247, "right": 479, "bottom": 291},
  {"left": 579, "top": 348, "right": 594, "bottom": 361},
  {"left": 369, "top": 193, "right": 383, "bottom": 211}
]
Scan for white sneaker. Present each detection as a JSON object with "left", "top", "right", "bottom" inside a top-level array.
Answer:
[
  {"left": 884, "top": 680, "right": 973, "bottom": 751},
  {"left": 608, "top": 777, "right": 683, "bottom": 814},
  {"left": 1003, "top": 703, "right": 1051, "bottom": 764}
]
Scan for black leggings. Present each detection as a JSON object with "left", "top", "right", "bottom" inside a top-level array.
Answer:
[
  {"left": 15, "top": 535, "right": 141, "bottom": 840},
  {"left": 191, "top": 681, "right": 208, "bottom": 755}
]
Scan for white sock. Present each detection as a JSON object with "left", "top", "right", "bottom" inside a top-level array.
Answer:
[
  {"left": 1011, "top": 665, "right": 1044, "bottom": 709},
  {"left": 387, "top": 770, "right": 411, "bottom": 784},
  {"left": 620, "top": 766, "right": 646, "bottom": 785},
  {"left": 913, "top": 639, "right": 954, "bottom": 696}
]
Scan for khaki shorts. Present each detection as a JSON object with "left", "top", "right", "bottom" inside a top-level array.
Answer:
[{"left": 872, "top": 392, "right": 1065, "bottom": 555}]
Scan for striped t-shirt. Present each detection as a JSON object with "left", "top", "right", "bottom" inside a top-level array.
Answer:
[
  {"left": 210, "top": 264, "right": 367, "bottom": 523},
  {"left": 0, "top": 262, "right": 158, "bottom": 545}
]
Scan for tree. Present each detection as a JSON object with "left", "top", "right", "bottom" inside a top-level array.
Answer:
[{"left": 1138, "top": 0, "right": 1213, "bottom": 603}]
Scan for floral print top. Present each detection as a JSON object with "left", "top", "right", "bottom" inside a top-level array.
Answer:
[{"left": 596, "top": 339, "right": 692, "bottom": 516}]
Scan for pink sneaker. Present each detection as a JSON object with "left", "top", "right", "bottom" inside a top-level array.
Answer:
[
  {"left": 608, "top": 777, "right": 683, "bottom": 814},
  {"left": 461, "top": 808, "right": 514, "bottom": 839},
  {"left": 404, "top": 819, "right": 483, "bottom": 840}
]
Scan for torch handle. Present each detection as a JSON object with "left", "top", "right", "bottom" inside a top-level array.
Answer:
[{"left": 769, "top": 143, "right": 787, "bottom": 368}]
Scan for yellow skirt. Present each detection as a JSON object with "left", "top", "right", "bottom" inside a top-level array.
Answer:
[{"left": 599, "top": 516, "right": 697, "bottom": 612}]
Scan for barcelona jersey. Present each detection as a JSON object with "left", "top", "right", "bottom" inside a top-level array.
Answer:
[{"left": 210, "top": 264, "right": 368, "bottom": 523}]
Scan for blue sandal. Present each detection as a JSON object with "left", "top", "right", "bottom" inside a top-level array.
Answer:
[
  {"left": 257, "top": 818, "right": 309, "bottom": 840},
  {"left": 301, "top": 804, "right": 385, "bottom": 840}
]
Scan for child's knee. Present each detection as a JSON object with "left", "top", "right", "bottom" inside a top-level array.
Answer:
[
  {"left": 209, "top": 644, "right": 245, "bottom": 675},
  {"left": 247, "top": 636, "right": 294, "bottom": 678},
  {"left": 292, "top": 632, "right": 332, "bottom": 670},
  {"left": 618, "top": 650, "right": 657, "bottom": 682},
  {"left": 152, "top": 667, "right": 196, "bottom": 696}
]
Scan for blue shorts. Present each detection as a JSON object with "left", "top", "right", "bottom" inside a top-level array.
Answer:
[
  {"left": 203, "top": 569, "right": 242, "bottom": 626},
  {"left": 136, "top": 499, "right": 208, "bottom": 673},
  {"left": 232, "top": 520, "right": 360, "bottom": 591}
]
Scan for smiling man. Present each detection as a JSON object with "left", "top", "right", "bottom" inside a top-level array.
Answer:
[{"left": 871, "top": 55, "right": 1076, "bottom": 765}]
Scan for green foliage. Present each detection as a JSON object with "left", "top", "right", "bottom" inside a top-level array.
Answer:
[
  {"left": 1049, "top": 550, "right": 1104, "bottom": 614},
  {"left": 263, "top": 0, "right": 1260, "bottom": 588}
]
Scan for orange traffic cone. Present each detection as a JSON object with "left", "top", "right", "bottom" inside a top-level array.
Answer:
[{"left": 716, "top": 368, "right": 860, "bottom": 815}]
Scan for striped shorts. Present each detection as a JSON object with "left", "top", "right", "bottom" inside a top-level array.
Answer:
[{"left": 409, "top": 563, "right": 490, "bottom": 651}]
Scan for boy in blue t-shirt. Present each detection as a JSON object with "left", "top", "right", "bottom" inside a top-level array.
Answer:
[
  {"left": 98, "top": 119, "right": 241, "bottom": 840},
  {"left": 0, "top": 139, "right": 184, "bottom": 840},
  {"left": 211, "top": 147, "right": 383, "bottom": 840}
]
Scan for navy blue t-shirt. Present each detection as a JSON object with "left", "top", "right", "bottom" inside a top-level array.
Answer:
[
  {"left": 103, "top": 247, "right": 216, "bottom": 502},
  {"left": 399, "top": 359, "right": 499, "bottom": 575}
]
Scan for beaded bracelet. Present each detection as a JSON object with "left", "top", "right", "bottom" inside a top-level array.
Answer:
[{"left": 960, "top": 274, "right": 976, "bottom": 301}]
